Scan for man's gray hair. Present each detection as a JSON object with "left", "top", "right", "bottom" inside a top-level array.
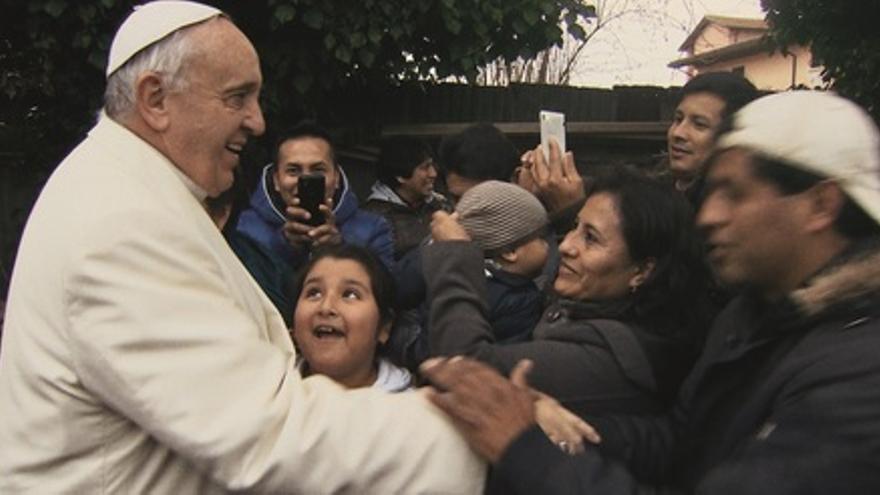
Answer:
[{"left": 104, "top": 23, "right": 201, "bottom": 118}]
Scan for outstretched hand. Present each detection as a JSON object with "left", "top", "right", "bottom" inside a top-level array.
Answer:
[
  {"left": 420, "top": 357, "right": 535, "bottom": 463},
  {"left": 520, "top": 140, "right": 585, "bottom": 214}
]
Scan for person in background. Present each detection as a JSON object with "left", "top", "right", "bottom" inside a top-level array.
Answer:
[
  {"left": 425, "top": 166, "right": 714, "bottom": 420},
  {"left": 393, "top": 123, "right": 519, "bottom": 314},
  {"left": 364, "top": 135, "right": 452, "bottom": 261},
  {"left": 664, "top": 71, "right": 758, "bottom": 204},
  {"left": 437, "top": 122, "right": 521, "bottom": 202},
  {"left": 451, "top": 180, "right": 550, "bottom": 343},
  {"left": 0, "top": 2, "right": 484, "bottom": 493},
  {"left": 291, "top": 244, "right": 412, "bottom": 392},
  {"left": 423, "top": 90, "right": 880, "bottom": 494},
  {"left": 235, "top": 122, "right": 394, "bottom": 324},
  {"left": 663, "top": 72, "right": 759, "bottom": 308}
]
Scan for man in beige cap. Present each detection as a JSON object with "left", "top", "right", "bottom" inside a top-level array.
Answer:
[
  {"left": 421, "top": 90, "right": 880, "bottom": 494},
  {"left": 0, "top": 1, "right": 483, "bottom": 493}
]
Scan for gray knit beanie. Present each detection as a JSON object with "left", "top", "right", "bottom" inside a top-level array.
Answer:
[{"left": 455, "top": 180, "right": 548, "bottom": 254}]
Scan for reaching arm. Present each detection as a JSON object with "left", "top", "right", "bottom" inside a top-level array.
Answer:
[
  {"left": 65, "top": 208, "right": 484, "bottom": 493},
  {"left": 423, "top": 240, "right": 654, "bottom": 412},
  {"left": 422, "top": 357, "right": 684, "bottom": 495}
]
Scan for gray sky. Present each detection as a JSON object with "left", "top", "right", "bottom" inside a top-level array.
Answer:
[{"left": 569, "top": 0, "right": 764, "bottom": 87}]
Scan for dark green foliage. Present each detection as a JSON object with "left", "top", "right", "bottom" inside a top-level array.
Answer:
[
  {"left": 0, "top": 0, "right": 592, "bottom": 295},
  {"left": 762, "top": 0, "right": 880, "bottom": 122}
]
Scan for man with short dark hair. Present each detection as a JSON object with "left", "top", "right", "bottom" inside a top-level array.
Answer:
[
  {"left": 364, "top": 135, "right": 452, "bottom": 260},
  {"left": 666, "top": 71, "right": 759, "bottom": 202},
  {"left": 423, "top": 90, "right": 880, "bottom": 494},
  {"left": 234, "top": 121, "right": 394, "bottom": 322}
]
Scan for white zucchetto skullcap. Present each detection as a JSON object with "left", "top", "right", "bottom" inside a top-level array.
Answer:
[{"left": 106, "top": 0, "right": 221, "bottom": 77}]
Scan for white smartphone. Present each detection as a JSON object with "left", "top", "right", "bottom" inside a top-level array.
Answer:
[{"left": 540, "top": 110, "right": 566, "bottom": 161}]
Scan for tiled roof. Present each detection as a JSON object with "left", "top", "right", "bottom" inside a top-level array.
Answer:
[{"left": 678, "top": 15, "right": 768, "bottom": 51}]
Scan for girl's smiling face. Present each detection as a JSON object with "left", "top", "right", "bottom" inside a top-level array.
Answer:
[{"left": 293, "top": 257, "right": 389, "bottom": 389}]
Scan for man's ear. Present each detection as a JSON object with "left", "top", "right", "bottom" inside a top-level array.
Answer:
[
  {"left": 498, "top": 249, "right": 518, "bottom": 264},
  {"left": 629, "top": 257, "right": 656, "bottom": 292},
  {"left": 804, "top": 180, "right": 846, "bottom": 234},
  {"left": 134, "top": 71, "right": 171, "bottom": 132},
  {"left": 272, "top": 167, "right": 283, "bottom": 193}
]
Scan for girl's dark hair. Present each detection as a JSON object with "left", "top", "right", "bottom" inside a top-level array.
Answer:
[
  {"left": 590, "top": 166, "right": 715, "bottom": 337},
  {"left": 289, "top": 244, "right": 396, "bottom": 328}
]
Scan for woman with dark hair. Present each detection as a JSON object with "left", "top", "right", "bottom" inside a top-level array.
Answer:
[
  {"left": 289, "top": 244, "right": 412, "bottom": 392},
  {"left": 425, "top": 165, "right": 714, "bottom": 420}
]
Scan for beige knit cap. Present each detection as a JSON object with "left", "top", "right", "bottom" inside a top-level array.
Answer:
[{"left": 455, "top": 181, "right": 548, "bottom": 254}]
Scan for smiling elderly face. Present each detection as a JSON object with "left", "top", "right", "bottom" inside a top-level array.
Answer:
[{"left": 160, "top": 18, "right": 265, "bottom": 197}]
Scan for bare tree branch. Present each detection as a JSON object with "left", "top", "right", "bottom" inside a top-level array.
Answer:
[{"left": 477, "top": 0, "right": 697, "bottom": 86}]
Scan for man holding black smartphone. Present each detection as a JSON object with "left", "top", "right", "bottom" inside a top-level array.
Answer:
[{"left": 235, "top": 121, "right": 394, "bottom": 323}]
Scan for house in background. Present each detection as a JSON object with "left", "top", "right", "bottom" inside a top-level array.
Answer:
[{"left": 668, "top": 15, "right": 824, "bottom": 91}]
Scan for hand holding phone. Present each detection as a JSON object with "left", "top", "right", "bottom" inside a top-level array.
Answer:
[
  {"left": 531, "top": 111, "right": 584, "bottom": 214},
  {"left": 296, "top": 173, "right": 326, "bottom": 226},
  {"left": 540, "top": 110, "right": 566, "bottom": 161}
]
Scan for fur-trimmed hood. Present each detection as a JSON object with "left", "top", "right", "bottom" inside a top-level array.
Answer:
[
  {"left": 791, "top": 239, "right": 880, "bottom": 318},
  {"left": 367, "top": 180, "right": 447, "bottom": 209},
  {"left": 248, "top": 162, "right": 360, "bottom": 228}
]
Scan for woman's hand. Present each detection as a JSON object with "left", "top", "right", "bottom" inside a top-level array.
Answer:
[
  {"left": 430, "top": 211, "right": 471, "bottom": 242},
  {"left": 522, "top": 140, "right": 585, "bottom": 214},
  {"left": 534, "top": 391, "right": 601, "bottom": 455}
]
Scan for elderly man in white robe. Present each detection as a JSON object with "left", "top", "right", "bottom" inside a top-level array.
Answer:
[{"left": 0, "top": 1, "right": 484, "bottom": 493}]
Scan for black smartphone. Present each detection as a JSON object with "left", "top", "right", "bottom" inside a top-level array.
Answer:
[{"left": 296, "top": 173, "right": 326, "bottom": 226}]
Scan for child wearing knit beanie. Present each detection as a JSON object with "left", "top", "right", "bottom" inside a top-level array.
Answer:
[{"left": 452, "top": 181, "right": 550, "bottom": 342}]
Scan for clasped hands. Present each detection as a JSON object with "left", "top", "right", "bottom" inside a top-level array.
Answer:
[{"left": 420, "top": 357, "right": 601, "bottom": 464}]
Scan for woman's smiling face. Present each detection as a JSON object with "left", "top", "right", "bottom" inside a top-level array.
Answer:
[{"left": 553, "top": 192, "right": 642, "bottom": 301}]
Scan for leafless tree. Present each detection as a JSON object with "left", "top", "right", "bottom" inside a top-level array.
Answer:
[{"left": 476, "top": 0, "right": 696, "bottom": 86}]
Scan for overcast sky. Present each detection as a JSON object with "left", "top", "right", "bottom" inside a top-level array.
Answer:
[{"left": 569, "top": 0, "right": 764, "bottom": 87}]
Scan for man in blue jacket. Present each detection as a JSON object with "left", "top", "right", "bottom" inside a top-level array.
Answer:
[
  {"left": 423, "top": 91, "right": 880, "bottom": 494},
  {"left": 235, "top": 122, "right": 393, "bottom": 324}
]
